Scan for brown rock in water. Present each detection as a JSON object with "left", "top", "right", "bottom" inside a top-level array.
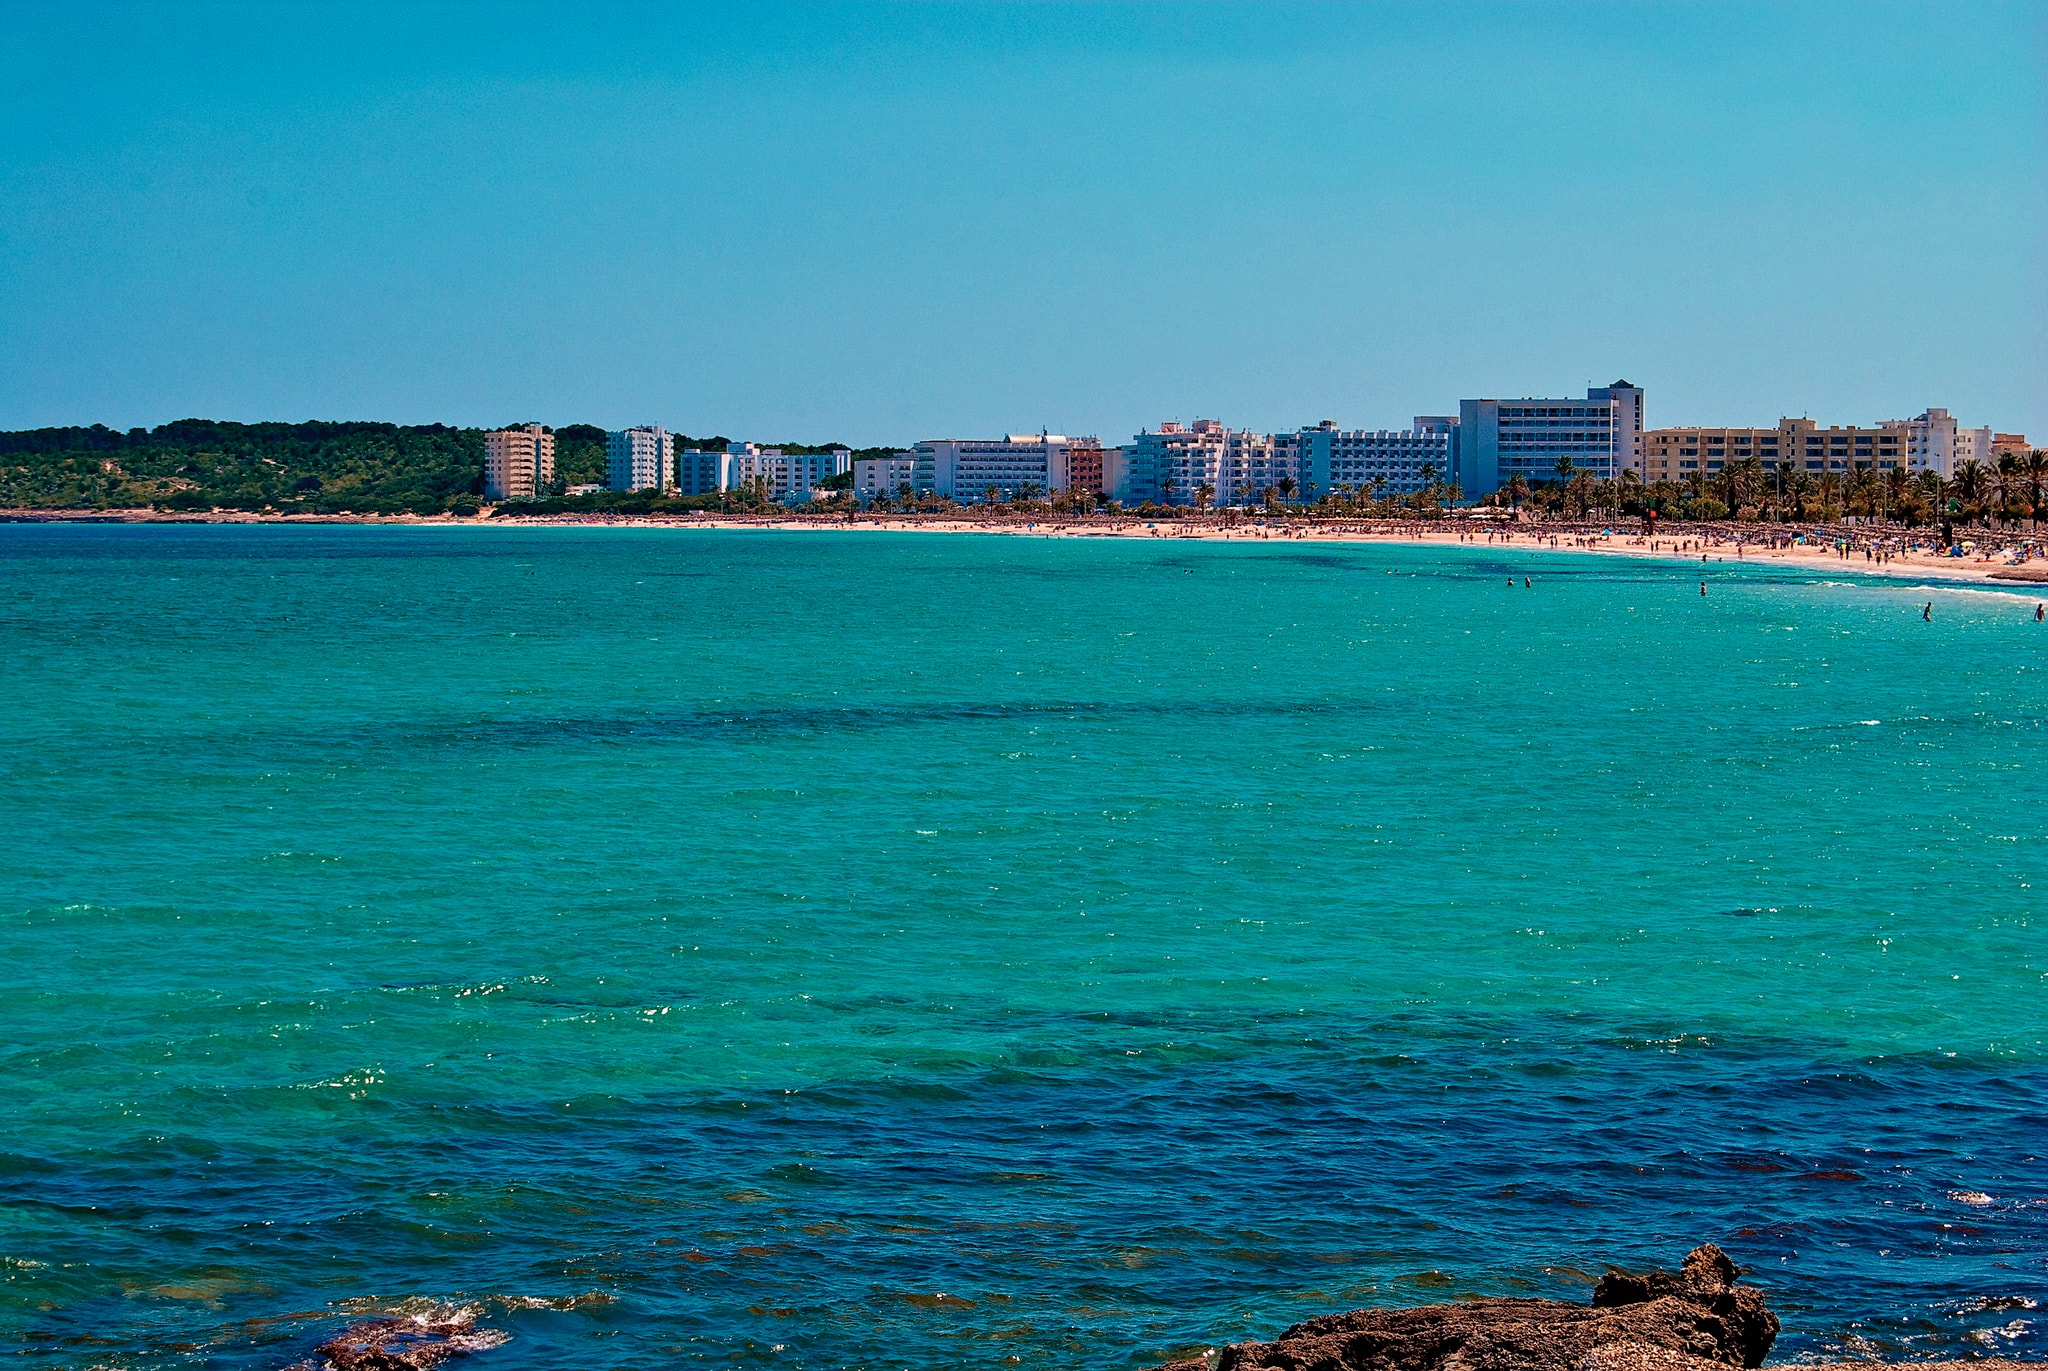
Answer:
[
  {"left": 284, "top": 1309, "right": 510, "bottom": 1371},
  {"left": 1154, "top": 1244, "right": 1778, "bottom": 1371}
]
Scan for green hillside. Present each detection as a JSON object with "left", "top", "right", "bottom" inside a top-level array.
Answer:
[{"left": 0, "top": 421, "right": 750, "bottom": 514}]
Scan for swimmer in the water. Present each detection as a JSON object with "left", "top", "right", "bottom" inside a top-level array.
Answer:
[{"left": 1923, "top": 603, "right": 1932, "bottom": 621}]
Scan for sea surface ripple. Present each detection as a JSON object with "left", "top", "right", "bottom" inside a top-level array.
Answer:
[{"left": 1, "top": 524, "right": 2043, "bottom": 1368}]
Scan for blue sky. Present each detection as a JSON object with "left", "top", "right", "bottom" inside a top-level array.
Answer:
[{"left": 1, "top": 1, "right": 2041, "bottom": 443}]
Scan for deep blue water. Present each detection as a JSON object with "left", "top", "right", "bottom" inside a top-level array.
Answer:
[{"left": 1, "top": 523, "right": 2043, "bottom": 1368}]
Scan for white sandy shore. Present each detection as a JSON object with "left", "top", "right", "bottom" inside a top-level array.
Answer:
[{"left": 9, "top": 507, "right": 2047, "bottom": 592}]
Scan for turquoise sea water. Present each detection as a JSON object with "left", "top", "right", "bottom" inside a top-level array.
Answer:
[{"left": 2, "top": 523, "right": 2044, "bottom": 1369}]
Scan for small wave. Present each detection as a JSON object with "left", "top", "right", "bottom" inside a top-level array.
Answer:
[
  {"left": 1949, "top": 1294, "right": 2039, "bottom": 1314},
  {"left": 496, "top": 1291, "right": 616, "bottom": 1312}
]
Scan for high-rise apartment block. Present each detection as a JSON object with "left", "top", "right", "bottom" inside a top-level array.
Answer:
[
  {"left": 607, "top": 426, "right": 675, "bottom": 492},
  {"left": 1064, "top": 441, "right": 1105, "bottom": 495},
  {"left": 1455, "top": 382, "right": 1641, "bottom": 498},
  {"left": 483, "top": 425, "right": 555, "bottom": 501}
]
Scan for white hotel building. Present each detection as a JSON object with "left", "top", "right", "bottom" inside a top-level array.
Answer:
[
  {"left": 1106, "top": 419, "right": 1458, "bottom": 506},
  {"left": 727, "top": 444, "right": 851, "bottom": 503},
  {"left": 670, "top": 444, "right": 851, "bottom": 501},
  {"left": 902, "top": 434, "right": 1088, "bottom": 502},
  {"left": 1891, "top": 407, "right": 1992, "bottom": 479},
  {"left": 1299, "top": 420, "right": 1457, "bottom": 499},
  {"left": 853, "top": 454, "right": 918, "bottom": 501}
]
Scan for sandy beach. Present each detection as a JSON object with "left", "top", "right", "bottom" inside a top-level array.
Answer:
[{"left": 9, "top": 505, "right": 2048, "bottom": 593}]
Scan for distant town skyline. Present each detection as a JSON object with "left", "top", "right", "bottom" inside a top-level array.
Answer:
[{"left": 1, "top": 2, "right": 2041, "bottom": 440}]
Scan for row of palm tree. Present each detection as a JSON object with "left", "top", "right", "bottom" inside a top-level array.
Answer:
[
  {"left": 1473, "top": 450, "right": 2046, "bottom": 528},
  {"left": 841, "top": 447, "right": 2046, "bottom": 528}
]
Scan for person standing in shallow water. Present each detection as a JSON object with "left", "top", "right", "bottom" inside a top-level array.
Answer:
[{"left": 1923, "top": 603, "right": 1933, "bottom": 621}]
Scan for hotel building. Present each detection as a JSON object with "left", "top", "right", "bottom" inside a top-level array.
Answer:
[
  {"left": 727, "top": 444, "right": 851, "bottom": 504},
  {"left": 1065, "top": 441, "right": 1105, "bottom": 496},
  {"left": 676, "top": 448, "right": 732, "bottom": 497},
  {"left": 854, "top": 454, "right": 918, "bottom": 501},
  {"left": 1884, "top": 408, "right": 1990, "bottom": 479},
  {"left": 1993, "top": 433, "right": 2032, "bottom": 459},
  {"left": 1299, "top": 419, "right": 1457, "bottom": 498},
  {"left": 606, "top": 426, "right": 675, "bottom": 492},
  {"left": 1454, "top": 381, "right": 1642, "bottom": 497},
  {"left": 1109, "top": 421, "right": 1225, "bottom": 505},
  {"left": 483, "top": 425, "right": 555, "bottom": 501},
  {"left": 1645, "top": 419, "right": 1908, "bottom": 482},
  {"left": 1642, "top": 426, "right": 1786, "bottom": 484},
  {"left": 905, "top": 434, "right": 1088, "bottom": 502},
  {"left": 1783, "top": 419, "right": 1906, "bottom": 474}
]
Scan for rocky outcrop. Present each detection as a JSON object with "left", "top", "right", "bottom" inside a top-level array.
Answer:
[
  {"left": 285, "top": 1309, "right": 510, "bottom": 1371},
  {"left": 1155, "top": 1244, "right": 1778, "bottom": 1371}
]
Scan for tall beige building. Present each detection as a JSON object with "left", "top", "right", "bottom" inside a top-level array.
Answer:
[{"left": 484, "top": 425, "right": 555, "bottom": 501}]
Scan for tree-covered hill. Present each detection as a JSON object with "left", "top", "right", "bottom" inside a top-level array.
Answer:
[
  {"left": 0, "top": 421, "right": 487, "bottom": 514},
  {"left": 0, "top": 421, "right": 771, "bottom": 514}
]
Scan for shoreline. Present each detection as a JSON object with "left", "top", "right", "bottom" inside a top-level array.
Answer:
[{"left": 5, "top": 506, "right": 2047, "bottom": 592}]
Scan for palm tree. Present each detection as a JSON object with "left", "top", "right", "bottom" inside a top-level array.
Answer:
[
  {"left": 1735, "top": 456, "right": 1766, "bottom": 516},
  {"left": 1504, "top": 473, "right": 1529, "bottom": 513},
  {"left": 2024, "top": 449, "right": 2047, "bottom": 530},
  {"left": 1617, "top": 468, "right": 1642, "bottom": 516},
  {"left": 1715, "top": 464, "right": 1741, "bottom": 513},
  {"left": 1883, "top": 467, "right": 1911, "bottom": 525},
  {"left": 1567, "top": 470, "right": 1595, "bottom": 518},
  {"left": 1995, "top": 453, "right": 2023, "bottom": 527},
  {"left": 1277, "top": 475, "right": 1298, "bottom": 506},
  {"left": 1554, "top": 455, "right": 1575, "bottom": 497},
  {"left": 1950, "top": 460, "right": 1984, "bottom": 525},
  {"left": 1159, "top": 474, "right": 1177, "bottom": 505},
  {"left": 1196, "top": 481, "right": 1215, "bottom": 512},
  {"left": 1813, "top": 472, "right": 1843, "bottom": 520}
]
